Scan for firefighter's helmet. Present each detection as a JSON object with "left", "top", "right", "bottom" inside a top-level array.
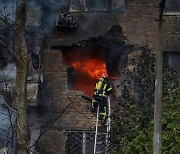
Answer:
[{"left": 102, "top": 73, "right": 108, "bottom": 78}]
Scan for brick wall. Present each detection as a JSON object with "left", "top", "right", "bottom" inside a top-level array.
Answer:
[
  {"left": 162, "top": 15, "right": 180, "bottom": 51},
  {"left": 38, "top": 130, "right": 66, "bottom": 154},
  {"left": 38, "top": 49, "right": 97, "bottom": 154},
  {"left": 39, "top": 0, "right": 180, "bottom": 153},
  {"left": 126, "top": 1, "right": 158, "bottom": 48},
  {"left": 45, "top": 1, "right": 159, "bottom": 50}
]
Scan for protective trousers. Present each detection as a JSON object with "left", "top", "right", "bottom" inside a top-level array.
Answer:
[{"left": 92, "top": 96, "right": 107, "bottom": 121}]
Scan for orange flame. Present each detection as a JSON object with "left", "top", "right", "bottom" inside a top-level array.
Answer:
[
  {"left": 72, "top": 59, "right": 107, "bottom": 79},
  {"left": 109, "top": 76, "right": 119, "bottom": 80}
]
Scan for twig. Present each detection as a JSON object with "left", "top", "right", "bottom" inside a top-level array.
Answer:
[
  {"left": 0, "top": 36, "right": 24, "bottom": 64},
  {"left": 29, "top": 101, "right": 74, "bottom": 149},
  {"left": 0, "top": 101, "right": 17, "bottom": 113}
]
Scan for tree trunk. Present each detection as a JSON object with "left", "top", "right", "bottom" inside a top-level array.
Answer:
[
  {"left": 14, "top": 0, "right": 29, "bottom": 153},
  {"left": 15, "top": 62, "right": 28, "bottom": 154}
]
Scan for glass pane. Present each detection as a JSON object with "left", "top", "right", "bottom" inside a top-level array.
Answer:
[
  {"left": 111, "top": 0, "right": 126, "bottom": 12},
  {"left": 70, "top": 0, "right": 82, "bottom": 11},
  {"left": 66, "top": 132, "right": 83, "bottom": 154},
  {"left": 164, "top": 0, "right": 180, "bottom": 12},
  {"left": 86, "top": 132, "right": 95, "bottom": 154},
  {"left": 90, "top": 0, "right": 107, "bottom": 11}
]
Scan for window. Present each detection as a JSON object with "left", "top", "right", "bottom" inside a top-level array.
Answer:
[
  {"left": 163, "top": 52, "right": 180, "bottom": 78},
  {"left": 69, "top": 0, "right": 127, "bottom": 12},
  {"left": 111, "top": 0, "right": 127, "bottom": 12},
  {"left": 66, "top": 130, "right": 107, "bottom": 154},
  {"left": 164, "top": 0, "right": 180, "bottom": 14}
]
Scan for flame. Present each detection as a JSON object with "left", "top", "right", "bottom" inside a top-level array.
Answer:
[
  {"left": 109, "top": 76, "right": 119, "bottom": 80},
  {"left": 72, "top": 59, "right": 107, "bottom": 79}
]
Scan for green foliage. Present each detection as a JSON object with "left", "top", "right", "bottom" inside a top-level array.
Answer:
[
  {"left": 110, "top": 91, "right": 141, "bottom": 153},
  {"left": 161, "top": 67, "right": 180, "bottom": 154},
  {"left": 110, "top": 47, "right": 180, "bottom": 154},
  {"left": 134, "top": 48, "right": 155, "bottom": 116},
  {"left": 110, "top": 47, "right": 155, "bottom": 153}
]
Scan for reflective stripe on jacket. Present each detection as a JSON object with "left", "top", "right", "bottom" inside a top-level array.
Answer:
[{"left": 98, "top": 80, "right": 112, "bottom": 97}]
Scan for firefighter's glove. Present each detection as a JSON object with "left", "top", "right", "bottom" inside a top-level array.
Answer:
[
  {"left": 91, "top": 107, "right": 95, "bottom": 113},
  {"left": 96, "top": 91, "right": 99, "bottom": 95}
]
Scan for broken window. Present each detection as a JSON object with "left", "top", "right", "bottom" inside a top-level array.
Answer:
[
  {"left": 164, "top": 0, "right": 180, "bottom": 14},
  {"left": 66, "top": 130, "right": 107, "bottom": 154}
]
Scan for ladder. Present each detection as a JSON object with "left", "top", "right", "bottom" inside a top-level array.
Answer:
[{"left": 93, "top": 96, "right": 111, "bottom": 154}]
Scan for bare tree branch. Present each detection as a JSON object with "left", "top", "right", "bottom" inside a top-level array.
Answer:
[
  {"left": 0, "top": 36, "right": 24, "bottom": 64},
  {"left": 29, "top": 98, "right": 74, "bottom": 149}
]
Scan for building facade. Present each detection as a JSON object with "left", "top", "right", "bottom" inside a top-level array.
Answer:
[
  {"left": 0, "top": 0, "right": 180, "bottom": 153},
  {"left": 37, "top": 0, "right": 180, "bottom": 153}
]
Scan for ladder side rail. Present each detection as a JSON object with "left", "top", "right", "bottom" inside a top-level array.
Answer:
[
  {"left": 105, "top": 95, "right": 111, "bottom": 154},
  {"left": 94, "top": 104, "right": 99, "bottom": 154}
]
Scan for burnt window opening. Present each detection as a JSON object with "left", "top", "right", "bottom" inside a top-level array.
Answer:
[
  {"left": 63, "top": 47, "right": 108, "bottom": 96},
  {"left": 66, "top": 130, "right": 106, "bottom": 154},
  {"left": 164, "top": 0, "right": 180, "bottom": 14},
  {"left": 69, "top": 0, "right": 127, "bottom": 12},
  {"left": 63, "top": 43, "right": 128, "bottom": 97}
]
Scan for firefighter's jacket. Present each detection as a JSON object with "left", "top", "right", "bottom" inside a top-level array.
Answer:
[{"left": 94, "top": 77, "right": 112, "bottom": 97}]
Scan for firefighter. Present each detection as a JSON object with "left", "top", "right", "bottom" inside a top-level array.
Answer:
[{"left": 91, "top": 73, "right": 112, "bottom": 122}]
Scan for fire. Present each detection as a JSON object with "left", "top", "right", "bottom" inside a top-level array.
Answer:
[
  {"left": 109, "top": 76, "right": 119, "bottom": 80},
  {"left": 72, "top": 59, "right": 107, "bottom": 79}
]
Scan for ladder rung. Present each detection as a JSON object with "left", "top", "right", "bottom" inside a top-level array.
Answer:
[
  {"left": 96, "top": 141, "right": 103, "bottom": 144},
  {"left": 94, "top": 99, "right": 111, "bottom": 154},
  {"left": 97, "top": 133, "right": 107, "bottom": 135},
  {"left": 96, "top": 151, "right": 103, "bottom": 154}
]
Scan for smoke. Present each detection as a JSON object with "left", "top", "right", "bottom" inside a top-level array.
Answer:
[
  {"left": 105, "top": 42, "right": 130, "bottom": 78},
  {"left": 0, "top": 0, "right": 68, "bottom": 33},
  {"left": 26, "top": 0, "right": 41, "bottom": 26},
  {"left": 104, "top": 41, "right": 132, "bottom": 97},
  {"left": 39, "top": 0, "right": 68, "bottom": 33}
]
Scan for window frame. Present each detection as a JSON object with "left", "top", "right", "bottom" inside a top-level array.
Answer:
[
  {"left": 65, "top": 130, "right": 107, "bottom": 154},
  {"left": 69, "top": 0, "right": 128, "bottom": 13}
]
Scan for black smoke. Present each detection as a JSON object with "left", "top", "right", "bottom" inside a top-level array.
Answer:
[{"left": 39, "top": 0, "right": 69, "bottom": 33}]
